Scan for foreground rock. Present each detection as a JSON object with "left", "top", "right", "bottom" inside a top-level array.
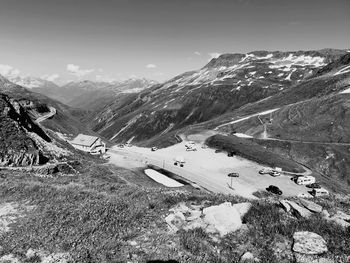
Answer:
[
  {"left": 286, "top": 201, "right": 312, "bottom": 218},
  {"left": 165, "top": 201, "right": 251, "bottom": 237},
  {"left": 299, "top": 199, "right": 323, "bottom": 213},
  {"left": 293, "top": 231, "right": 328, "bottom": 255},
  {"left": 203, "top": 202, "right": 242, "bottom": 236}
]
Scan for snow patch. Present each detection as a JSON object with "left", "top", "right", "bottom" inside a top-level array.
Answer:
[
  {"left": 234, "top": 133, "right": 253, "bottom": 138},
  {"left": 215, "top": 108, "right": 279, "bottom": 129},
  {"left": 334, "top": 65, "right": 350, "bottom": 76},
  {"left": 144, "top": 169, "right": 184, "bottom": 187},
  {"left": 340, "top": 87, "right": 350, "bottom": 94}
]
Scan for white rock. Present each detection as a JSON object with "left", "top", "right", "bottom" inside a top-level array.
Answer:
[
  {"left": 233, "top": 202, "right": 252, "bottom": 219},
  {"left": 240, "top": 251, "right": 254, "bottom": 262},
  {"left": 293, "top": 231, "right": 328, "bottom": 255},
  {"left": 203, "top": 202, "right": 242, "bottom": 236}
]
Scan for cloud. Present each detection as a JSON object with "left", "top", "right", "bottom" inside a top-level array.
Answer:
[
  {"left": 146, "top": 64, "right": 157, "bottom": 69},
  {"left": 66, "top": 64, "right": 94, "bottom": 78},
  {"left": 95, "top": 74, "right": 116, "bottom": 83},
  {"left": 41, "top": 74, "right": 59, "bottom": 82},
  {"left": 0, "top": 64, "right": 20, "bottom": 78},
  {"left": 194, "top": 51, "right": 201, "bottom": 56},
  {"left": 208, "top": 52, "right": 221, "bottom": 60}
]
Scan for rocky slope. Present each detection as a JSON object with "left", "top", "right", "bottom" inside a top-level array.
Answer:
[
  {"left": 0, "top": 75, "right": 90, "bottom": 135},
  {"left": 0, "top": 93, "right": 50, "bottom": 166}
]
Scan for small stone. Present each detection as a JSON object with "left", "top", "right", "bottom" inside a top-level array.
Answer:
[{"left": 293, "top": 231, "right": 327, "bottom": 255}]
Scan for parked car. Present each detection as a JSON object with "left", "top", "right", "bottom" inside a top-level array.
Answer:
[
  {"left": 151, "top": 147, "right": 158, "bottom": 151},
  {"left": 186, "top": 147, "right": 197, "bottom": 151},
  {"left": 228, "top": 172, "right": 239, "bottom": 177},
  {"left": 306, "top": 183, "right": 321, "bottom": 189},
  {"left": 117, "top": 144, "right": 124, "bottom": 148},
  {"left": 296, "top": 175, "right": 316, "bottom": 185},
  {"left": 269, "top": 170, "right": 281, "bottom": 177},
  {"left": 266, "top": 185, "right": 282, "bottom": 195},
  {"left": 312, "top": 188, "right": 329, "bottom": 197},
  {"left": 174, "top": 161, "right": 184, "bottom": 167},
  {"left": 259, "top": 168, "right": 272, "bottom": 174},
  {"left": 227, "top": 151, "right": 236, "bottom": 157}
]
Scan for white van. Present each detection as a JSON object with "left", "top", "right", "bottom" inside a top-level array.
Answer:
[
  {"left": 312, "top": 188, "right": 329, "bottom": 197},
  {"left": 296, "top": 175, "right": 316, "bottom": 185}
]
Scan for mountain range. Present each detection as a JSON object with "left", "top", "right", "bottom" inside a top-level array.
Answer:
[{"left": 1, "top": 48, "right": 350, "bottom": 190}]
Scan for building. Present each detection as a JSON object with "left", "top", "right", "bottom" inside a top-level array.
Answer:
[{"left": 70, "top": 134, "right": 106, "bottom": 154}]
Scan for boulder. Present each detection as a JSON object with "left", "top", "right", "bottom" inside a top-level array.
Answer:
[
  {"left": 280, "top": 200, "right": 291, "bottom": 212},
  {"left": 240, "top": 251, "right": 254, "bottom": 263},
  {"left": 300, "top": 199, "right": 322, "bottom": 213},
  {"left": 329, "top": 211, "right": 350, "bottom": 228},
  {"left": 233, "top": 202, "right": 252, "bottom": 219},
  {"left": 292, "top": 231, "right": 328, "bottom": 255},
  {"left": 294, "top": 254, "right": 334, "bottom": 263},
  {"left": 203, "top": 202, "right": 242, "bottom": 236},
  {"left": 286, "top": 201, "right": 312, "bottom": 218}
]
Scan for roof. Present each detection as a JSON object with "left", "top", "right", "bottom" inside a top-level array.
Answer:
[{"left": 70, "top": 134, "right": 99, "bottom": 147}]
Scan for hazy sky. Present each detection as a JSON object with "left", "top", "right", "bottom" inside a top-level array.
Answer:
[{"left": 0, "top": 0, "right": 349, "bottom": 84}]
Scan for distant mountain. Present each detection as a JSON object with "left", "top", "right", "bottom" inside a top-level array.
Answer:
[
  {"left": 90, "top": 48, "right": 348, "bottom": 143},
  {"left": 0, "top": 74, "right": 89, "bottom": 135},
  {"left": 8, "top": 76, "right": 58, "bottom": 89},
  {"left": 66, "top": 78, "right": 157, "bottom": 110},
  {"left": 31, "top": 78, "right": 157, "bottom": 110}
]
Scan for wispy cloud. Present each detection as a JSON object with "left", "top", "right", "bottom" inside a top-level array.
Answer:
[
  {"left": 41, "top": 73, "right": 59, "bottom": 82},
  {"left": 66, "top": 64, "right": 94, "bottom": 78},
  {"left": 95, "top": 74, "right": 116, "bottom": 83},
  {"left": 194, "top": 51, "right": 201, "bottom": 56},
  {"left": 146, "top": 64, "right": 157, "bottom": 69},
  {"left": 0, "top": 64, "right": 20, "bottom": 78}
]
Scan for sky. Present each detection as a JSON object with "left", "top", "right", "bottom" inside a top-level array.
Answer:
[{"left": 0, "top": 0, "right": 349, "bottom": 84}]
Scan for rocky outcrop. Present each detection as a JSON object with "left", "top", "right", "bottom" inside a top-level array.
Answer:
[
  {"left": 0, "top": 94, "right": 51, "bottom": 167},
  {"left": 0, "top": 150, "right": 48, "bottom": 167}
]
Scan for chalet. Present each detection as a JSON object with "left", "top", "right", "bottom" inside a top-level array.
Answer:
[{"left": 70, "top": 134, "right": 106, "bottom": 154}]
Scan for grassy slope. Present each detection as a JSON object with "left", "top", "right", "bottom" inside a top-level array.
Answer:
[
  {"left": 1, "top": 160, "right": 349, "bottom": 262},
  {"left": 205, "top": 134, "right": 305, "bottom": 173},
  {"left": 252, "top": 139, "right": 350, "bottom": 194}
]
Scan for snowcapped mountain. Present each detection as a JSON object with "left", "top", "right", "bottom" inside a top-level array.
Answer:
[
  {"left": 30, "top": 78, "right": 157, "bottom": 110},
  {"left": 6, "top": 75, "right": 59, "bottom": 89},
  {"left": 90, "top": 49, "right": 348, "bottom": 144}
]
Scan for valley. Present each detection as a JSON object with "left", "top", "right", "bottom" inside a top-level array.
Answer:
[{"left": 1, "top": 48, "right": 350, "bottom": 263}]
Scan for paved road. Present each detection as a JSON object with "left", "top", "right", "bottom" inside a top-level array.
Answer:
[{"left": 35, "top": 106, "right": 56, "bottom": 123}]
